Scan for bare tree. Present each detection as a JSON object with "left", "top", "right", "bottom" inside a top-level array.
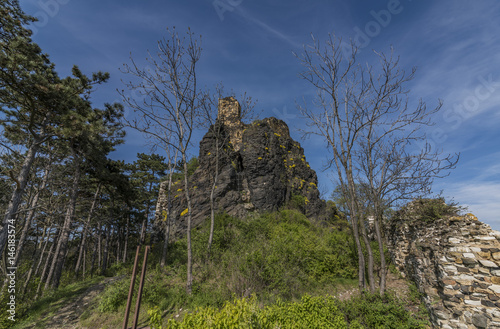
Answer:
[
  {"left": 198, "top": 84, "right": 256, "bottom": 253},
  {"left": 296, "top": 34, "right": 458, "bottom": 293},
  {"left": 120, "top": 27, "right": 201, "bottom": 294}
]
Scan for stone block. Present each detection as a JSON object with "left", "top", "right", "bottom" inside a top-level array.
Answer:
[
  {"left": 456, "top": 275, "right": 475, "bottom": 285},
  {"left": 442, "top": 279, "right": 457, "bottom": 286},
  {"left": 478, "top": 267, "right": 491, "bottom": 274},
  {"left": 489, "top": 284, "right": 500, "bottom": 294},
  {"left": 493, "top": 252, "right": 500, "bottom": 260},
  {"left": 464, "top": 299, "right": 482, "bottom": 306},
  {"left": 479, "top": 259, "right": 498, "bottom": 267},
  {"left": 472, "top": 313, "right": 489, "bottom": 328},
  {"left": 478, "top": 251, "right": 492, "bottom": 259},
  {"left": 482, "top": 299, "right": 496, "bottom": 307},
  {"left": 492, "top": 277, "right": 500, "bottom": 284},
  {"left": 462, "top": 257, "right": 478, "bottom": 265}
]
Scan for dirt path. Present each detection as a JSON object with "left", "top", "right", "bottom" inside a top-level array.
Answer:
[{"left": 24, "top": 277, "right": 121, "bottom": 329}]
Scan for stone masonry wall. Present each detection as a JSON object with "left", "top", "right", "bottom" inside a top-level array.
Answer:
[{"left": 388, "top": 215, "right": 500, "bottom": 328}]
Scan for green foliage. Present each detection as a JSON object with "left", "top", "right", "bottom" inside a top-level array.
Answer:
[
  {"left": 171, "top": 157, "right": 199, "bottom": 182},
  {"left": 398, "top": 197, "right": 461, "bottom": 222},
  {"left": 166, "top": 293, "right": 429, "bottom": 329},
  {"left": 338, "top": 292, "right": 429, "bottom": 328},
  {"left": 148, "top": 306, "right": 164, "bottom": 329},
  {"left": 286, "top": 194, "right": 306, "bottom": 213},
  {"left": 97, "top": 278, "right": 130, "bottom": 312},
  {"left": 166, "top": 295, "right": 348, "bottom": 328}
]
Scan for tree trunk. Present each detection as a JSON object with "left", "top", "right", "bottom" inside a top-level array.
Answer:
[
  {"left": 359, "top": 216, "right": 375, "bottom": 293},
  {"left": 351, "top": 213, "right": 366, "bottom": 291},
  {"left": 90, "top": 232, "right": 98, "bottom": 277},
  {"left": 36, "top": 228, "right": 58, "bottom": 298},
  {"left": 35, "top": 226, "right": 51, "bottom": 276},
  {"left": 75, "top": 184, "right": 101, "bottom": 275},
  {"left": 0, "top": 137, "right": 42, "bottom": 255},
  {"left": 160, "top": 158, "right": 176, "bottom": 267},
  {"left": 101, "top": 224, "right": 110, "bottom": 275},
  {"left": 14, "top": 164, "right": 50, "bottom": 267},
  {"left": 122, "top": 213, "right": 128, "bottom": 263},
  {"left": 374, "top": 212, "right": 386, "bottom": 295},
  {"left": 45, "top": 153, "right": 81, "bottom": 290},
  {"left": 116, "top": 226, "right": 121, "bottom": 266},
  {"left": 123, "top": 211, "right": 129, "bottom": 263},
  {"left": 182, "top": 151, "right": 193, "bottom": 294},
  {"left": 97, "top": 220, "right": 102, "bottom": 269},
  {"left": 207, "top": 137, "right": 220, "bottom": 253}
]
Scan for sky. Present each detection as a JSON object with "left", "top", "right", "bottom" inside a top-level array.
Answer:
[{"left": 17, "top": 0, "right": 500, "bottom": 229}]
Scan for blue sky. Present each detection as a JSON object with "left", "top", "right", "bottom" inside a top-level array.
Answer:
[{"left": 18, "top": 0, "right": 500, "bottom": 229}]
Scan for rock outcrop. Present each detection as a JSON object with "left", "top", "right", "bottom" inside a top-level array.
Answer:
[
  {"left": 155, "top": 97, "right": 326, "bottom": 236},
  {"left": 388, "top": 206, "right": 500, "bottom": 329}
]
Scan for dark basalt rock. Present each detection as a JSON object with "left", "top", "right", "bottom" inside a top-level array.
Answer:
[{"left": 154, "top": 97, "right": 327, "bottom": 236}]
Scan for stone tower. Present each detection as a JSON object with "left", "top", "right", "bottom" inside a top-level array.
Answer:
[{"left": 217, "top": 96, "right": 244, "bottom": 151}]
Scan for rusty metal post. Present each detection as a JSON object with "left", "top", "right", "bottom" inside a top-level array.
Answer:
[
  {"left": 132, "top": 245, "right": 150, "bottom": 329},
  {"left": 122, "top": 245, "right": 141, "bottom": 329}
]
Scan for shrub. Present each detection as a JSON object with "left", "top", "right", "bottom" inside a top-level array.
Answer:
[
  {"left": 166, "top": 295, "right": 348, "bottom": 328},
  {"left": 338, "top": 292, "right": 429, "bottom": 328},
  {"left": 397, "top": 197, "right": 461, "bottom": 222}
]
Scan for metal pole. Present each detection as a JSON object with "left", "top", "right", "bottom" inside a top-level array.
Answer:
[
  {"left": 122, "top": 245, "right": 141, "bottom": 329},
  {"left": 132, "top": 245, "right": 150, "bottom": 329}
]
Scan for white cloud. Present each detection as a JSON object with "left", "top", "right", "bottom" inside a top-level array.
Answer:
[
  {"left": 234, "top": 7, "right": 302, "bottom": 49},
  {"left": 443, "top": 182, "right": 500, "bottom": 231}
]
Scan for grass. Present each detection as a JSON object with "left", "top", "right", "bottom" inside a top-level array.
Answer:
[
  {"left": 10, "top": 276, "right": 103, "bottom": 329},
  {"left": 14, "top": 209, "right": 431, "bottom": 328}
]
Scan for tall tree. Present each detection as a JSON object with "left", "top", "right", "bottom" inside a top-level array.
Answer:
[
  {"left": 127, "top": 153, "right": 167, "bottom": 245},
  {"left": 120, "top": 27, "right": 201, "bottom": 294},
  {"left": 198, "top": 85, "right": 256, "bottom": 253},
  {"left": 44, "top": 88, "right": 125, "bottom": 290},
  {"left": 0, "top": 0, "right": 59, "bottom": 255},
  {"left": 296, "top": 34, "right": 458, "bottom": 293}
]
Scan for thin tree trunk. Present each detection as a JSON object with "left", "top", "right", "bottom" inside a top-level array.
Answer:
[
  {"left": 15, "top": 165, "right": 50, "bottom": 267},
  {"left": 101, "top": 224, "right": 110, "bottom": 275},
  {"left": 123, "top": 212, "right": 129, "bottom": 263},
  {"left": 90, "top": 232, "right": 98, "bottom": 277},
  {"left": 45, "top": 153, "right": 81, "bottom": 290},
  {"left": 34, "top": 226, "right": 51, "bottom": 276},
  {"left": 182, "top": 151, "right": 193, "bottom": 294},
  {"left": 36, "top": 228, "right": 58, "bottom": 298},
  {"left": 0, "top": 137, "right": 42, "bottom": 255},
  {"left": 160, "top": 152, "right": 176, "bottom": 267},
  {"left": 116, "top": 227, "right": 120, "bottom": 266},
  {"left": 82, "top": 248, "right": 86, "bottom": 280},
  {"left": 374, "top": 213, "right": 386, "bottom": 295},
  {"left": 359, "top": 216, "right": 375, "bottom": 293},
  {"left": 208, "top": 135, "right": 220, "bottom": 253},
  {"left": 97, "top": 221, "right": 102, "bottom": 269},
  {"left": 351, "top": 213, "right": 366, "bottom": 291},
  {"left": 75, "top": 184, "right": 101, "bottom": 275}
]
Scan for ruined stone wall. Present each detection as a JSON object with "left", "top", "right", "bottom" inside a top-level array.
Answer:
[{"left": 388, "top": 215, "right": 500, "bottom": 328}]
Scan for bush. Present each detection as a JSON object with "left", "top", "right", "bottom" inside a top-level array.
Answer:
[
  {"left": 338, "top": 292, "right": 429, "bottom": 328},
  {"left": 97, "top": 278, "right": 130, "bottom": 312},
  {"left": 166, "top": 295, "right": 348, "bottom": 328},
  {"left": 398, "top": 197, "right": 461, "bottom": 222},
  {"left": 165, "top": 293, "right": 429, "bottom": 328}
]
